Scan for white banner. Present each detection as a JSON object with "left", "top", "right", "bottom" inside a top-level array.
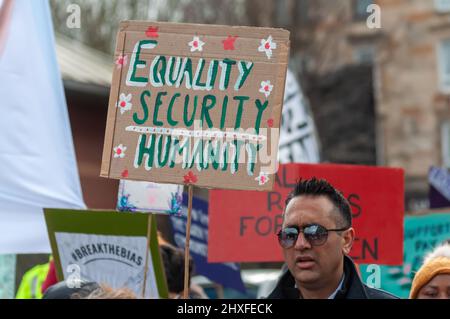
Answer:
[
  {"left": 55, "top": 232, "right": 159, "bottom": 299},
  {"left": 0, "top": 0, "right": 85, "bottom": 253},
  {"left": 279, "top": 70, "right": 320, "bottom": 163}
]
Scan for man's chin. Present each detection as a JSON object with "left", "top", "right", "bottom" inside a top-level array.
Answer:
[{"left": 293, "top": 268, "right": 320, "bottom": 284}]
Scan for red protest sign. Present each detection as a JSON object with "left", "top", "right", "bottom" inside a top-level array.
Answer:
[{"left": 208, "top": 163, "right": 404, "bottom": 265}]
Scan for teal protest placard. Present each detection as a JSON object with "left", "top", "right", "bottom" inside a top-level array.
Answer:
[
  {"left": 44, "top": 209, "right": 168, "bottom": 299},
  {"left": 360, "top": 211, "right": 450, "bottom": 298},
  {"left": 0, "top": 254, "right": 16, "bottom": 299}
]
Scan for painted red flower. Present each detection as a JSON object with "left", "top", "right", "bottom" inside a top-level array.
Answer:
[
  {"left": 267, "top": 118, "right": 274, "bottom": 127},
  {"left": 183, "top": 171, "right": 198, "bottom": 184},
  {"left": 145, "top": 26, "right": 159, "bottom": 38},
  {"left": 115, "top": 54, "right": 128, "bottom": 69},
  {"left": 222, "top": 35, "right": 238, "bottom": 50},
  {"left": 121, "top": 169, "right": 129, "bottom": 178}
]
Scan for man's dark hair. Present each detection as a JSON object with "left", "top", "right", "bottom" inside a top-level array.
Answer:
[
  {"left": 160, "top": 243, "right": 193, "bottom": 294},
  {"left": 285, "top": 177, "right": 352, "bottom": 228},
  {"left": 43, "top": 281, "right": 100, "bottom": 299}
]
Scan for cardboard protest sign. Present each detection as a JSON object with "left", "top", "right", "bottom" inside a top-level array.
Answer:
[
  {"left": 360, "top": 211, "right": 450, "bottom": 298},
  {"left": 101, "top": 21, "right": 290, "bottom": 191},
  {"left": 209, "top": 163, "right": 404, "bottom": 265},
  {"left": 170, "top": 195, "right": 246, "bottom": 294},
  {"left": 117, "top": 180, "right": 183, "bottom": 214},
  {"left": 44, "top": 209, "right": 168, "bottom": 298}
]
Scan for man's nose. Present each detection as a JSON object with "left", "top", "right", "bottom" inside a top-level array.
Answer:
[{"left": 294, "top": 231, "right": 311, "bottom": 250}]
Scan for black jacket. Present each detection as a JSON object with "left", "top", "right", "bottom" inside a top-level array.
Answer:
[{"left": 267, "top": 256, "right": 398, "bottom": 299}]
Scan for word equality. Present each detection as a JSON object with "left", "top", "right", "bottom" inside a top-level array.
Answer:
[{"left": 126, "top": 40, "right": 254, "bottom": 91}]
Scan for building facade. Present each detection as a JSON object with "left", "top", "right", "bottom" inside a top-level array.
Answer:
[
  {"left": 375, "top": 0, "right": 450, "bottom": 210},
  {"left": 283, "top": 0, "right": 450, "bottom": 211}
]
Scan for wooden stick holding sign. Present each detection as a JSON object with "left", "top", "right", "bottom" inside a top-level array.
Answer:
[
  {"left": 183, "top": 184, "right": 194, "bottom": 299},
  {"left": 142, "top": 213, "right": 152, "bottom": 297}
]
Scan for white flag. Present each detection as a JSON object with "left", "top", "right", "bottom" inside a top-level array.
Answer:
[
  {"left": 279, "top": 70, "right": 320, "bottom": 163},
  {"left": 0, "top": 0, "right": 85, "bottom": 253}
]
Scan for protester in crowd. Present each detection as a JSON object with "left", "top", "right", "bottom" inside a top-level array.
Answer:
[
  {"left": 158, "top": 239, "right": 208, "bottom": 299},
  {"left": 16, "top": 259, "right": 51, "bottom": 299},
  {"left": 42, "top": 280, "right": 100, "bottom": 299},
  {"left": 409, "top": 242, "right": 450, "bottom": 299},
  {"left": 267, "top": 177, "right": 398, "bottom": 299},
  {"left": 41, "top": 258, "right": 57, "bottom": 295},
  {"left": 76, "top": 284, "right": 137, "bottom": 299}
]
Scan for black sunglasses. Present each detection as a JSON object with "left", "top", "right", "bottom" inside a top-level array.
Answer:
[{"left": 277, "top": 224, "right": 349, "bottom": 248}]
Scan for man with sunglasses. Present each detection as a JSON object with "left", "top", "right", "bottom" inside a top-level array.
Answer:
[{"left": 267, "top": 178, "right": 397, "bottom": 299}]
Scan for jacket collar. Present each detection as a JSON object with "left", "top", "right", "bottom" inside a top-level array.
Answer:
[
  {"left": 270, "top": 255, "right": 369, "bottom": 299},
  {"left": 334, "top": 255, "right": 369, "bottom": 299}
]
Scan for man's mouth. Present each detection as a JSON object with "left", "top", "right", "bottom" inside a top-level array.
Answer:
[{"left": 295, "top": 256, "right": 315, "bottom": 269}]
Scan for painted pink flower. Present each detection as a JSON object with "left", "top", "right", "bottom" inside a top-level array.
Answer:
[
  {"left": 113, "top": 144, "right": 127, "bottom": 158},
  {"left": 258, "top": 35, "right": 277, "bottom": 59},
  {"left": 188, "top": 36, "right": 205, "bottom": 52},
  {"left": 115, "top": 55, "right": 128, "bottom": 68},
  {"left": 259, "top": 80, "right": 274, "bottom": 98},
  {"left": 116, "top": 93, "right": 132, "bottom": 114},
  {"left": 255, "top": 171, "right": 270, "bottom": 186}
]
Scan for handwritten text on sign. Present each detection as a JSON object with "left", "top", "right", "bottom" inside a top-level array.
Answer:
[{"left": 101, "top": 22, "right": 290, "bottom": 191}]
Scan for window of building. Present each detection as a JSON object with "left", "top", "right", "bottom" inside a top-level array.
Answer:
[
  {"left": 437, "top": 40, "right": 450, "bottom": 93},
  {"left": 441, "top": 122, "right": 450, "bottom": 168},
  {"left": 353, "top": 0, "right": 373, "bottom": 21},
  {"left": 435, "top": 0, "right": 450, "bottom": 13}
]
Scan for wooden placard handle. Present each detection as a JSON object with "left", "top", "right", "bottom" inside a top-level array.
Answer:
[{"left": 183, "top": 184, "right": 194, "bottom": 299}]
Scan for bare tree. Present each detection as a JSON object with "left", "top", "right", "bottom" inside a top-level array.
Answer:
[
  {"left": 51, "top": 0, "right": 151, "bottom": 54},
  {"left": 50, "top": 0, "right": 355, "bottom": 87},
  {"left": 50, "top": 0, "right": 248, "bottom": 54}
]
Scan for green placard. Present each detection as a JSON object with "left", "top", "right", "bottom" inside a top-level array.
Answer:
[
  {"left": 360, "top": 211, "right": 450, "bottom": 298},
  {"left": 44, "top": 208, "right": 168, "bottom": 299}
]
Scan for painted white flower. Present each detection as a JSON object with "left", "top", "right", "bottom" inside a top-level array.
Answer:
[
  {"left": 188, "top": 36, "right": 205, "bottom": 52},
  {"left": 259, "top": 80, "right": 274, "bottom": 98},
  {"left": 115, "top": 54, "right": 128, "bottom": 69},
  {"left": 116, "top": 93, "right": 132, "bottom": 114},
  {"left": 255, "top": 171, "right": 270, "bottom": 186},
  {"left": 113, "top": 144, "right": 127, "bottom": 158},
  {"left": 258, "top": 35, "right": 277, "bottom": 59}
]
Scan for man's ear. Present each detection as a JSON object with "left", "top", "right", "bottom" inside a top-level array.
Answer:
[{"left": 342, "top": 227, "right": 355, "bottom": 255}]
